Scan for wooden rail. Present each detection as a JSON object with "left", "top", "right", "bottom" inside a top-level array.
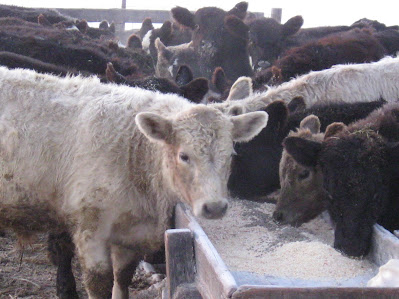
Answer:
[
  {"left": 53, "top": 8, "right": 173, "bottom": 24},
  {"left": 49, "top": 8, "right": 270, "bottom": 32},
  {"left": 48, "top": 8, "right": 270, "bottom": 26},
  {"left": 43, "top": 7, "right": 286, "bottom": 34}
]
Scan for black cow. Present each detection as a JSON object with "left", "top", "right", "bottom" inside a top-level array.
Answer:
[
  {"left": 171, "top": 2, "right": 253, "bottom": 82},
  {"left": 283, "top": 102, "right": 399, "bottom": 257},
  {"left": 228, "top": 98, "right": 386, "bottom": 200}
]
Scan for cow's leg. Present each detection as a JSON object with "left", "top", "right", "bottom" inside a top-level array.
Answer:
[
  {"left": 75, "top": 232, "right": 113, "bottom": 299},
  {"left": 111, "top": 245, "right": 141, "bottom": 299},
  {"left": 47, "top": 232, "right": 79, "bottom": 299}
]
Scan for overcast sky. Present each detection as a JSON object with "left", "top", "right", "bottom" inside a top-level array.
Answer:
[{"left": 1, "top": 1, "right": 399, "bottom": 28}]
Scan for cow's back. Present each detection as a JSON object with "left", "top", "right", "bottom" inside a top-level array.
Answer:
[{"left": 0, "top": 67, "right": 191, "bottom": 223}]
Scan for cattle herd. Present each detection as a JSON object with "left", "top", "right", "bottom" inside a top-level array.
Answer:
[{"left": 0, "top": 2, "right": 399, "bottom": 298}]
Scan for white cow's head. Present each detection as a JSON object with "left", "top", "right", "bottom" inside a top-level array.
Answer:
[{"left": 136, "top": 105, "right": 268, "bottom": 219}]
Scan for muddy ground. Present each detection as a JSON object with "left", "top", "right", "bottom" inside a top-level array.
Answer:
[{"left": 0, "top": 232, "right": 164, "bottom": 298}]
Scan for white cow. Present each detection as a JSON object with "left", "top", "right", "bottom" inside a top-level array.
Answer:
[
  {"left": 0, "top": 66, "right": 268, "bottom": 298},
  {"left": 214, "top": 55, "right": 399, "bottom": 114}
]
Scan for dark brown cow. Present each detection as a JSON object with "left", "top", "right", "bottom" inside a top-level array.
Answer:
[
  {"left": 0, "top": 17, "right": 154, "bottom": 78},
  {"left": 0, "top": 4, "right": 73, "bottom": 24},
  {"left": 247, "top": 15, "right": 399, "bottom": 70},
  {"left": 261, "top": 28, "right": 388, "bottom": 85},
  {"left": 105, "top": 63, "right": 209, "bottom": 103}
]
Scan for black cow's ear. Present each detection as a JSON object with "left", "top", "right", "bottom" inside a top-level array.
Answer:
[
  {"left": 212, "top": 67, "right": 229, "bottom": 93},
  {"left": 105, "top": 62, "right": 128, "bottom": 84},
  {"left": 160, "top": 21, "right": 173, "bottom": 40},
  {"left": 139, "top": 17, "right": 154, "bottom": 38},
  {"left": 38, "top": 14, "right": 51, "bottom": 26},
  {"left": 175, "top": 65, "right": 193, "bottom": 86},
  {"left": 99, "top": 20, "right": 109, "bottom": 29},
  {"left": 76, "top": 19, "right": 88, "bottom": 33},
  {"left": 228, "top": 1, "right": 248, "bottom": 19},
  {"left": 224, "top": 15, "right": 249, "bottom": 40},
  {"left": 181, "top": 78, "right": 209, "bottom": 103},
  {"left": 283, "top": 136, "right": 322, "bottom": 167},
  {"left": 324, "top": 122, "right": 347, "bottom": 139},
  {"left": 171, "top": 6, "right": 196, "bottom": 30},
  {"left": 281, "top": 15, "right": 303, "bottom": 37},
  {"left": 109, "top": 22, "right": 116, "bottom": 33},
  {"left": 127, "top": 34, "right": 142, "bottom": 49},
  {"left": 287, "top": 96, "right": 306, "bottom": 113},
  {"left": 264, "top": 100, "right": 288, "bottom": 132}
]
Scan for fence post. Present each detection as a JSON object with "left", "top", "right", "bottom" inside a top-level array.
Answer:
[
  {"left": 117, "top": 0, "right": 127, "bottom": 31},
  {"left": 271, "top": 8, "right": 282, "bottom": 23},
  {"left": 165, "top": 228, "right": 200, "bottom": 299}
]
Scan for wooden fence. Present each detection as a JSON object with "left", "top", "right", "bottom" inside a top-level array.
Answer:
[{"left": 49, "top": 8, "right": 281, "bottom": 32}]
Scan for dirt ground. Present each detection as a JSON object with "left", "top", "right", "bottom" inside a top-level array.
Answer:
[{"left": 0, "top": 232, "right": 164, "bottom": 298}]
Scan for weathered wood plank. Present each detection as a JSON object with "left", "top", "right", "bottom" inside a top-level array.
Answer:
[
  {"left": 173, "top": 283, "right": 203, "bottom": 299},
  {"left": 370, "top": 224, "right": 399, "bottom": 266},
  {"left": 165, "top": 228, "right": 197, "bottom": 299},
  {"left": 271, "top": 8, "right": 282, "bottom": 23},
  {"left": 42, "top": 8, "right": 264, "bottom": 24},
  {"left": 173, "top": 204, "right": 399, "bottom": 298},
  {"left": 50, "top": 8, "right": 172, "bottom": 23},
  {"left": 175, "top": 203, "right": 237, "bottom": 299},
  {"left": 232, "top": 285, "right": 399, "bottom": 299}
]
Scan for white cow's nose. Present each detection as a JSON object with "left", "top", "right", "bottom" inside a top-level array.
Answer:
[{"left": 201, "top": 200, "right": 228, "bottom": 219}]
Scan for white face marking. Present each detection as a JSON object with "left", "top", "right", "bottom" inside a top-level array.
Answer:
[
  {"left": 168, "top": 65, "right": 173, "bottom": 77},
  {"left": 168, "top": 58, "right": 179, "bottom": 77},
  {"left": 142, "top": 30, "right": 152, "bottom": 54}
]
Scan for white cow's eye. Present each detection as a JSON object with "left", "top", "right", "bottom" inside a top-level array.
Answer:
[{"left": 179, "top": 152, "right": 190, "bottom": 163}]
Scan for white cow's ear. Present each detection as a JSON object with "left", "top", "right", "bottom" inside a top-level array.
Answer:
[
  {"left": 135, "top": 112, "right": 172, "bottom": 143},
  {"left": 231, "top": 111, "right": 268, "bottom": 142},
  {"left": 226, "top": 76, "right": 253, "bottom": 101}
]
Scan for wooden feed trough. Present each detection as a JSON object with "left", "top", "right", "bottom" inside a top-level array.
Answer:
[{"left": 163, "top": 202, "right": 399, "bottom": 299}]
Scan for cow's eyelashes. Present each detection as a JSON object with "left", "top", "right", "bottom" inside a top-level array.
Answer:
[
  {"left": 298, "top": 169, "right": 310, "bottom": 180},
  {"left": 179, "top": 152, "right": 190, "bottom": 163}
]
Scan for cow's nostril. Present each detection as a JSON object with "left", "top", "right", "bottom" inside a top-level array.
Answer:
[
  {"left": 202, "top": 202, "right": 228, "bottom": 219},
  {"left": 273, "top": 211, "right": 283, "bottom": 222},
  {"left": 203, "top": 203, "right": 211, "bottom": 215}
]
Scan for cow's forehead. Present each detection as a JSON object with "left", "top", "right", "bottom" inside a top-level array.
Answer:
[
  {"left": 173, "top": 106, "right": 233, "bottom": 151},
  {"left": 174, "top": 106, "right": 229, "bottom": 129}
]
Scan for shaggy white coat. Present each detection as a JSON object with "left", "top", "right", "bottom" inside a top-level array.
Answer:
[{"left": 0, "top": 66, "right": 267, "bottom": 298}]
